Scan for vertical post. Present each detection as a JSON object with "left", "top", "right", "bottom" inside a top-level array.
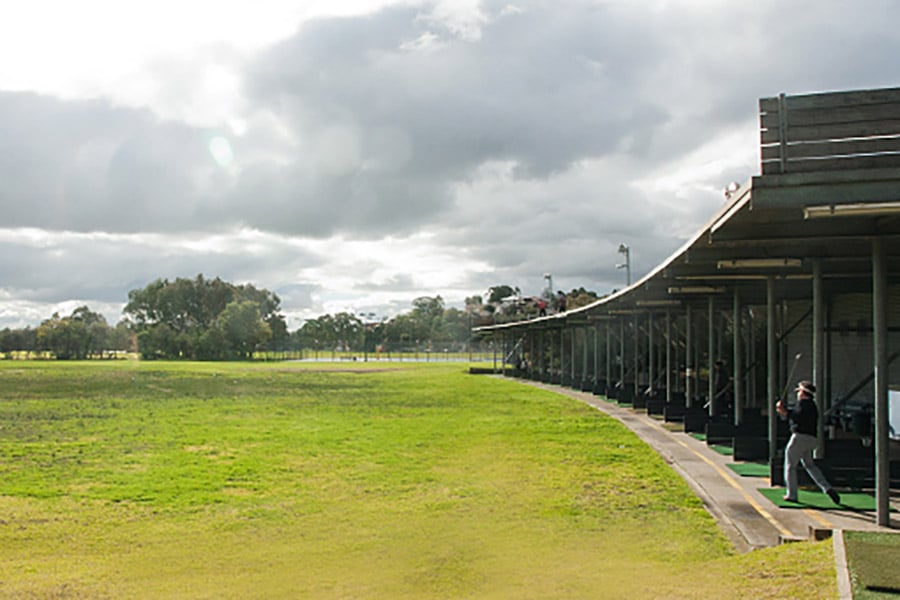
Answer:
[
  {"left": 572, "top": 327, "right": 578, "bottom": 385},
  {"left": 593, "top": 323, "right": 600, "bottom": 391},
  {"left": 547, "top": 330, "right": 554, "bottom": 382},
  {"left": 813, "top": 259, "right": 826, "bottom": 456},
  {"left": 538, "top": 329, "right": 545, "bottom": 380},
  {"left": 581, "top": 326, "right": 590, "bottom": 389},
  {"left": 767, "top": 277, "right": 778, "bottom": 485},
  {"left": 686, "top": 304, "right": 693, "bottom": 408},
  {"left": 748, "top": 309, "right": 756, "bottom": 408},
  {"left": 633, "top": 315, "right": 640, "bottom": 401},
  {"left": 708, "top": 296, "right": 716, "bottom": 417},
  {"left": 560, "top": 327, "right": 566, "bottom": 385},
  {"left": 666, "top": 309, "right": 672, "bottom": 406},
  {"left": 733, "top": 289, "right": 743, "bottom": 426},
  {"left": 619, "top": 318, "right": 625, "bottom": 391},
  {"left": 492, "top": 334, "right": 499, "bottom": 373},
  {"left": 648, "top": 312, "right": 655, "bottom": 395},
  {"left": 872, "top": 238, "right": 890, "bottom": 526},
  {"left": 605, "top": 320, "right": 612, "bottom": 396},
  {"left": 528, "top": 329, "right": 535, "bottom": 378},
  {"left": 777, "top": 92, "right": 788, "bottom": 174}
]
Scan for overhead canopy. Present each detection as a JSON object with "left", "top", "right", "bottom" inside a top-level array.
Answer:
[{"left": 478, "top": 86, "right": 900, "bottom": 328}]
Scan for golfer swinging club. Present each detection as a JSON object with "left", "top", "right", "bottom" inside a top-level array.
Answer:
[{"left": 776, "top": 380, "right": 840, "bottom": 504}]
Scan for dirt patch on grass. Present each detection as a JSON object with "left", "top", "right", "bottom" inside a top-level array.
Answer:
[{"left": 280, "top": 367, "right": 402, "bottom": 374}]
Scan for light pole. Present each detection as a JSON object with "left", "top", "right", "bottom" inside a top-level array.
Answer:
[{"left": 617, "top": 243, "right": 631, "bottom": 286}]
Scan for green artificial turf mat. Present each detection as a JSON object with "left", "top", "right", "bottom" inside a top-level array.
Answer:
[
  {"left": 710, "top": 444, "right": 733, "bottom": 456},
  {"left": 689, "top": 432, "right": 706, "bottom": 442},
  {"left": 757, "top": 487, "right": 893, "bottom": 511},
  {"left": 726, "top": 462, "right": 769, "bottom": 478},
  {"left": 844, "top": 531, "right": 900, "bottom": 595}
]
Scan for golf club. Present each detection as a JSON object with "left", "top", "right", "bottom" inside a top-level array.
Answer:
[{"left": 779, "top": 352, "right": 802, "bottom": 403}]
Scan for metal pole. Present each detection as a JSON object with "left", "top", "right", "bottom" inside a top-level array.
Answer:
[
  {"left": 593, "top": 323, "right": 600, "bottom": 391},
  {"left": 633, "top": 314, "right": 640, "bottom": 401},
  {"left": 872, "top": 238, "right": 890, "bottom": 526},
  {"left": 581, "top": 327, "right": 590, "bottom": 389},
  {"left": 538, "top": 329, "right": 545, "bottom": 380},
  {"left": 572, "top": 327, "right": 578, "bottom": 385},
  {"left": 767, "top": 277, "right": 778, "bottom": 485},
  {"left": 813, "top": 259, "right": 826, "bottom": 457},
  {"left": 560, "top": 327, "right": 566, "bottom": 385},
  {"left": 648, "top": 312, "right": 655, "bottom": 395},
  {"left": 666, "top": 309, "right": 672, "bottom": 406},
  {"left": 619, "top": 318, "right": 625, "bottom": 391},
  {"left": 733, "top": 289, "right": 743, "bottom": 426},
  {"left": 686, "top": 304, "right": 693, "bottom": 408},
  {"left": 605, "top": 320, "right": 612, "bottom": 396},
  {"left": 708, "top": 296, "right": 715, "bottom": 417}
]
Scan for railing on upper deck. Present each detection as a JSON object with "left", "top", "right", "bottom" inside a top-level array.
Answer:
[{"left": 759, "top": 87, "right": 900, "bottom": 175}]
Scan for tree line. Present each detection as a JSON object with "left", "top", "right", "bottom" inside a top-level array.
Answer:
[{"left": 0, "top": 275, "right": 600, "bottom": 360}]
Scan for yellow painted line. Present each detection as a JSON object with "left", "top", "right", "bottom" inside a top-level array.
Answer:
[
  {"left": 670, "top": 435, "right": 794, "bottom": 539},
  {"left": 804, "top": 508, "right": 834, "bottom": 529}
]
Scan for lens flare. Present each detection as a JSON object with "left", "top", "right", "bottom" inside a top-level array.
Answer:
[{"left": 208, "top": 136, "right": 234, "bottom": 168}]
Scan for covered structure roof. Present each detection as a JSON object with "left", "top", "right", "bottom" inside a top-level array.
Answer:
[{"left": 478, "top": 86, "right": 900, "bottom": 328}]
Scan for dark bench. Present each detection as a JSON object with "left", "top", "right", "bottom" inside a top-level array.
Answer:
[
  {"left": 631, "top": 385, "right": 646, "bottom": 409},
  {"left": 663, "top": 392, "right": 686, "bottom": 422},
  {"left": 684, "top": 405, "right": 708, "bottom": 433},
  {"left": 646, "top": 389, "right": 666, "bottom": 416}
]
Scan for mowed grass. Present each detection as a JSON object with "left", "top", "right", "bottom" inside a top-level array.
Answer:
[{"left": 0, "top": 361, "right": 834, "bottom": 598}]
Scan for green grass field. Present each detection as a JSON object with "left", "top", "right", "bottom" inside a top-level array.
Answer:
[{"left": 0, "top": 361, "right": 834, "bottom": 598}]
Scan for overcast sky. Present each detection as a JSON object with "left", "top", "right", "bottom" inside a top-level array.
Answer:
[{"left": 1, "top": 0, "right": 898, "bottom": 329}]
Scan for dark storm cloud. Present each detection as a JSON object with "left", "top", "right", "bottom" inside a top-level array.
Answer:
[
  {"left": 241, "top": 2, "right": 672, "bottom": 234},
  {"left": 282, "top": 4, "right": 663, "bottom": 165}
]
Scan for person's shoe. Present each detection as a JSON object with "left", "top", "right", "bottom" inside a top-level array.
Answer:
[
  {"left": 826, "top": 488, "right": 841, "bottom": 504},
  {"left": 782, "top": 495, "right": 797, "bottom": 503}
]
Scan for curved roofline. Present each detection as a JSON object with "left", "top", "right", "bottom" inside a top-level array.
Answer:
[{"left": 474, "top": 179, "right": 753, "bottom": 332}]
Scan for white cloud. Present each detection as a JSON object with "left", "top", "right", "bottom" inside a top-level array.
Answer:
[{"left": 2, "top": 0, "right": 900, "bottom": 329}]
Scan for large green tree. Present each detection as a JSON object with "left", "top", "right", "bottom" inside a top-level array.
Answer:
[
  {"left": 36, "top": 306, "right": 109, "bottom": 360},
  {"left": 124, "top": 274, "right": 283, "bottom": 360},
  {"left": 216, "top": 300, "right": 272, "bottom": 359}
]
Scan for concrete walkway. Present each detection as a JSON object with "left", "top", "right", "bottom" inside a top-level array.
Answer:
[{"left": 520, "top": 380, "right": 900, "bottom": 553}]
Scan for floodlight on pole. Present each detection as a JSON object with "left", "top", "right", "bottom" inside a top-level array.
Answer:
[{"left": 616, "top": 244, "right": 631, "bottom": 286}]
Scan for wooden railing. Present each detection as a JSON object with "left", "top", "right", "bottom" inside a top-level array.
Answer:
[{"left": 759, "top": 87, "right": 900, "bottom": 175}]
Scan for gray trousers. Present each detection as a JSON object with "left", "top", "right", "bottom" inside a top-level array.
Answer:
[{"left": 784, "top": 432, "right": 832, "bottom": 500}]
